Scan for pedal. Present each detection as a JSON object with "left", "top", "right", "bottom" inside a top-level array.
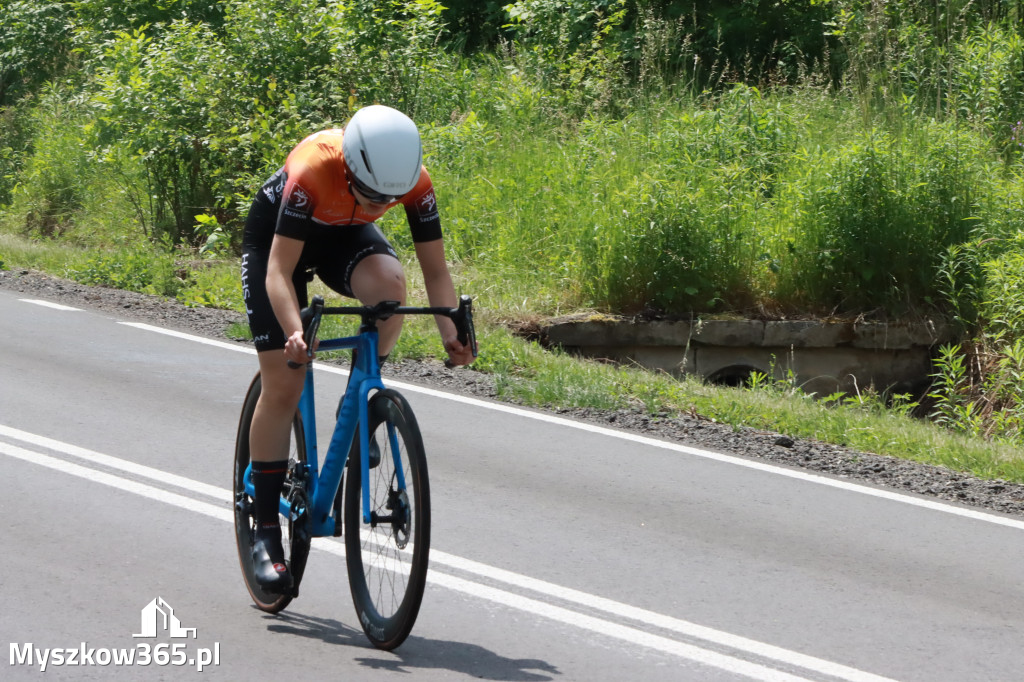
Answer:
[{"left": 234, "top": 494, "right": 253, "bottom": 515}]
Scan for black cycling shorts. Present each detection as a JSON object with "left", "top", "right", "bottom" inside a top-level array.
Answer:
[{"left": 240, "top": 193, "right": 398, "bottom": 352}]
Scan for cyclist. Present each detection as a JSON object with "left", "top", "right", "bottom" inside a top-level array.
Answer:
[{"left": 240, "top": 105, "right": 475, "bottom": 592}]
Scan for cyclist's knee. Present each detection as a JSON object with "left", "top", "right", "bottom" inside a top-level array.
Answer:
[
  {"left": 351, "top": 255, "right": 407, "bottom": 304},
  {"left": 257, "top": 354, "right": 305, "bottom": 407},
  {"left": 260, "top": 382, "right": 303, "bottom": 413}
]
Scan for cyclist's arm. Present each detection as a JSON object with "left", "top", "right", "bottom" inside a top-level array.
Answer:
[
  {"left": 414, "top": 237, "right": 474, "bottom": 366},
  {"left": 266, "top": 233, "right": 309, "bottom": 363}
]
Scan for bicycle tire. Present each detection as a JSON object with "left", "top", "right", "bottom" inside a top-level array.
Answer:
[
  {"left": 344, "top": 388, "right": 431, "bottom": 650},
  {"left": 233, "top": 373, "right": 309, "bottom": 613}
]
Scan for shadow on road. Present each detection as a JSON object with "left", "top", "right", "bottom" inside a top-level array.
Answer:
[{"left": 259, "top": 609, "right": 560, "bottom": 681}]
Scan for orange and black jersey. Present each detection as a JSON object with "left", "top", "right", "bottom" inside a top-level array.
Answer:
[{"left": 256, "top": 129, "right": 442, "bottom": 244}]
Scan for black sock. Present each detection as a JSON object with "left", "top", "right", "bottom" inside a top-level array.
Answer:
[{"left": 251, "top": 459, "right": 288, "bottom": 558}]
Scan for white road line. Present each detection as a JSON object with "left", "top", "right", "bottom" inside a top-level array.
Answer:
[
  {"left": 429, "top": 549, "right": 892, "bottom": 682},
  {"left": 19, "top": 298, "right": 82, "bottom": 311},
  {"left": 120, "top": 320, "right": 1024, "bottom": 532},
  {"left": 422, "top": 572, "right": 822, "bottom": 682},
  {"left": 0, "top": 424, "right": 225, "bottom": 499},
  {"left": 119, "top": 322, "right": 257, "bottom": 354},
  {"left": 0, "top": 430, "right": 895, "bottom": 682},
  {"left": 1, "top": 442, "right": 232, "bottom": 523}
]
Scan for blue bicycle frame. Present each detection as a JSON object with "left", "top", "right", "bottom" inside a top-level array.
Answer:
[
  {"left": 241, "top": 294, "right": 474, "bottom": 540},
  {"left": 241, "top": 326, "right": 395, "bottom": 536}
]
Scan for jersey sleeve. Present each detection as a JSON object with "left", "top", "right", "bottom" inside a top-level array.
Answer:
[
  {"left": 402, "top": 168, "right": 443, "bottom": 243},
  {"left": 274, "top": 171, "right": 317, "bottom": 241}
]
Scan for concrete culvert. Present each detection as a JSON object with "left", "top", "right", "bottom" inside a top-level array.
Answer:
[{"left": 705, "top": 364, "right": 765, "bottom": 387}]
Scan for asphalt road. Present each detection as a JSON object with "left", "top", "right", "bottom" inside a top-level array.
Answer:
[{"left": 3, "top": 289, "right": 1024, "bottom": 681}]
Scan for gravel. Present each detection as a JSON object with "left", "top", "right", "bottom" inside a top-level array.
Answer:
[{"left": 5, "top": 266, "right": 1024, "bottom": 519}]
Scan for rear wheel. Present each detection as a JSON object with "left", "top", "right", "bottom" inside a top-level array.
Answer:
[
  {"left": 344, "top": 389, "right": 430, "bottom": 650},
  {"left": 233, "top": 373, "right": 309, "bottom": 613}
]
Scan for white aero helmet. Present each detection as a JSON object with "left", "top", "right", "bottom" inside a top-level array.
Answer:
[{"left": 342, "top": 105, "right": 423, "bottom": 199}]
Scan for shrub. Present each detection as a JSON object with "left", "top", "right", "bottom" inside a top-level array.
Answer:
[
  {"left": 502, "top": 0, "right": 630, "bottom": 116},
  {"left": 323, "top": 0, "right": 463, "bottom": 121},
  {"left": 579, "top": 86, "right": 798, "bottom": 313},
  {"left": 0, "top": 1, "right": 71, "bottom": 107},
  {"left": 7, "top": 88, "right": 95, "bottom": 239},
  {"left": 69, "top": 247, "right": 180, "bottom": 296},
  {"left": 90, "top": 23, "right": 233, "bottom": 245},
  {"left": 776, "top": 122, "right": 990, "bottom": 315},
  {"left": 177, "top": 262, "right": 241, "bottom": 309},
  {"left": 948, "top": 24, "right": 1024, "bottom": 156}
]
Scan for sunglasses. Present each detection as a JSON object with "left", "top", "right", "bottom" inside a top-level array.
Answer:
[{"left": 349, "top": 173, "right": 401, "bottom": 205}]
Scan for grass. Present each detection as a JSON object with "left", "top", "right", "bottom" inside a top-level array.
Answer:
[
  {"left": 4, "top": 38, "right": 1024, "bottom": 483},
  {"left": 0, "top": 232, "right": 95, "bottom": 275},
  {"left": 6, "top": 234, "right": 1020, "bottom": 484},
  {"left": 415, "top": 84, "right": 1024, "bottom": 320}
]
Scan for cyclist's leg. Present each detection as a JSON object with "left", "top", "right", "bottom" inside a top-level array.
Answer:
[
  {"left": 247, "top": 350, "right": 304, "bottom": 591},
  {"left": 250, "top": 352, "right": 305, "bottom": 461},
  {"left": 234, "top": 372, "right": 304, "bottom": 612},
  {"left": 241, "top": 220, "right": 309, "bottom": 591},
  {"left": 315, "top": 223, "right": 406, "bottom": 357},
  {"left": 243, "top": 221, "right": 309, "bottom": 464},
  {"left": 242, "top": 234, "right": 307, "bottom": 465},
  {"left": 350, "top": 254, "right": 407, "bottom": 356}
]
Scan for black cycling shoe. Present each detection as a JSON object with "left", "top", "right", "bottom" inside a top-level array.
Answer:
[{"left": 252, "top": 538, "right": 293, "bottom": 594}]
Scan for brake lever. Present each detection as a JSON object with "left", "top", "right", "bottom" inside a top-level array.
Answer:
[
  {"left": 288, "top": 295, "right": 324, "bottom": 369},
  {"left": 444, "top": 295, "right": 478, "bottom": 369}
]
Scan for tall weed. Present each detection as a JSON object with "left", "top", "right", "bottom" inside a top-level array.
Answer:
[
  {"left": 776, "top": 122, "right": 988, "bottom": 315},
  {"left": 581, "top": 86, "right": 800, "bottom": 313},
  {"left": 503, "top": 0, "right": 630, "bottom": 117},
  {"left": 324, "top": 0, "right": 464, "bottom": 121},
  {"left": 928, "top": 212, "right": 1024, "bottom": 443},
  {"left": 928, "top": 339, "right": 1024, "bottom": 444},
  {"left": 6, "top": 87, "right": 94, "bottom": 240},
  {"left": 949, "top": 24, "right": 1024, "bottom": 139}
]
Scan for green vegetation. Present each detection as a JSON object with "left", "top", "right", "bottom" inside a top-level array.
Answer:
[{"left": 3, "top": 1, "right": 1024, "bottom": 476}]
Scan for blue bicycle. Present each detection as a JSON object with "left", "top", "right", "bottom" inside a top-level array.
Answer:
[{"left": 233, "top": 294, "right": 476, "bottom": 650}]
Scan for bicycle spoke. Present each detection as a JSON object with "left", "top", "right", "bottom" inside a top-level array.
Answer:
[{"left": 345, "top": 390, "right": 430, "bottom": 650}]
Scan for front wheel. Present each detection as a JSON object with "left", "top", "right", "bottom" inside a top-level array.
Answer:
[
  {"left": 344, "top": 389, "right": 430, "bottom": 650},
  {"left": 233, "top": 373, "right": 309, "bottom": 613}
]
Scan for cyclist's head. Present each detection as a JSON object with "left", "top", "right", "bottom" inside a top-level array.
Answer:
[{"left": 342, "top": 105, "right": 422, "bottom": 203}]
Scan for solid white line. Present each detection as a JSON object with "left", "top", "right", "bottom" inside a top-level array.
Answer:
[
  {"left": 0, "top": 424, "right": 225, "bottom": 500},
  {"left": 426, "top": 573, "right": 818, "bottom": 682},
  {"left": 2, "top": 422, "right": 888, "bottom": 680},
  {"left": 120, "top": 321, "right": 1024, "bottom": 532},
  {"left": 1, "top": 442, "right": 232, "bottom": 523},
  {"left": 119, "top": 322, "right": 256, "bottom": 355},
  {"left": 428, "top": 549, "right": 900, "bottom": 682},
  {"left": 316, "top": 541, "right": 818, "bottom": 682},
  {"left": 1, "top": 440, "right": 851, "bottom": 681},
  {"left": 20, "top": 298, "right": 81, "bottom": 311}
]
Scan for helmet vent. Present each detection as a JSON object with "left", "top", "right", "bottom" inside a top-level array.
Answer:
[{"left": 360, "top": 149, "right": 375, "bottom": 181}]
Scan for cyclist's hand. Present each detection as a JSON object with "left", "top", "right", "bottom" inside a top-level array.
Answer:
[
  {"left": 284, "top": 329, "right": 315, "bottom": 365},
  {"left": 443, "top": 336, "right": 475, "bottom": 367}
]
